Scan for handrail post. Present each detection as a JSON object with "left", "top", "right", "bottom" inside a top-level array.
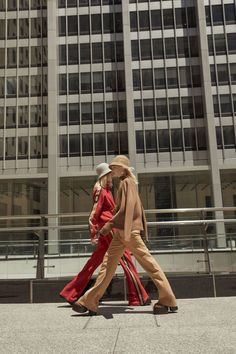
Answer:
[
  {"left": 36, "top": 216, "right": 46, "bottom": 279},
  {"left": 201, "top": 211, "right": 212, "bottom": 274}
]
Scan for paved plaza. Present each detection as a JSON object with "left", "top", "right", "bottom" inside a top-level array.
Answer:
[{"left": 1, "top": 297, "right": 236, "bottom": 354}]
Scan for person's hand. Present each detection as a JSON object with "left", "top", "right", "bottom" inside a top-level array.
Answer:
[
  {"left": 100, "top": 223, "right": 110, "bottom": 236},
  {"left": 90, "top": 235, "right": 97, "bottom": 245}
]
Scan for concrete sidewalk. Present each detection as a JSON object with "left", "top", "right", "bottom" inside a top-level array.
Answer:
[{"left": 1, "top": 297, "right": 236, "bottom": 354}]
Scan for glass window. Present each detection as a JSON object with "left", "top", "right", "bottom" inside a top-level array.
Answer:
[
  {"left": 60, "top": 135, "right": 68, "bottom": 157},
  {"left": 69, "top": 103, "right": 80, "bottom": 125},
  {"left": 156, "top": 98, "right": 168, "bottom": 120},
  {"left": 116, "top": 42, "right": 124, "bottom": 62},
  {"left": 5, "top": 137, "right": 16, "bottom": 159},
  {"left": 59, "top": 45, "right": 66, "bottom": 65},
  {"left": 0, "top": 77, "right": 5, "bottom": 98},
  {"left": 154, "top": 68, "right": 166, "bottom": 89},
  {"left": 211, "top": 65, "right": 217, "bottom": 85},
  {"left": 175, "top": 8, "right": 187, "bottom": 28},
  {"left": 105, "top": 71, "right": 116, "bottom": 92},
  {"left": 182, "top": 97, "right": 194, "bottom": 118},
  {"left": 136, "top": 131, "right": 144, "bottom": 154},
  {"left": 153, "top": 38, "right": 163, "bottom": 59},
  {"left": 139, "top": 11, "right": 149, "bottom": 31},
  {"left": 119, "top": 131, "right": 128, "bottom": 154},
  {"left": 132, "top": 40, "right": 139, "bottom": 61},
  {"left": 194, "top": 96, "right": 204, "bottom": 118},
  {"left": 165, "top": 38, "right": 176, "bottom": 58},
  {"left": 18, "top": 76, "right": 29, "bottom": 97},
  {"left": 133, "top": 70, "right": 141, "bottom": 91},
  {"left": 118, "top": 101, "right": 126, "bottom": 123},
  {"left": 0, "top": 19, "right": 5, "bottom": 39},
  {"left": 18, "top": 136, "right": 28, "bottom": 159},
  {"left": 19, "top": 18, "right": 29, "bottom": 39},
  {"left": 7, "top": 48, "right": 17, "bottom": 68},
  {"left": 205, "top": 6, "right": 211, "bottom": 26},
  {"left": 191, "top": 66, "right": 201, "bottom": 87},
  {"left": 212, "top": 5, "right": 223, "bottom": 25},
  {"left": 145, "top": 130, "right": 157, "bottom": 153},
  {"left": 0, "top": 107, "right": 4, "bottom": 128},
  {"left": 68, "top": 16, "right": 78, "bottom": 36},
  {"left": 134, "top": 100, "right": 142, "bottom": 122},
  {"left": 31, "top": 75, "right": 41, "bottom": 96},
  {"left": 158, "top": 130, "right": 170, "bottom": 152},
  {"left": 59, "top": 74, "right": 67, "bottom": 95},
  {"left": 31, "top": 105, "right": 41, "bottom": 126},
  {"left": 179, "top": 66, "right": 191, "bottom": 88},
  {"left": 67, "top": 0, "right": 77, "bottom": 7},
  {"left": 79, "top": 0, "right": 89, "bottom": 6},
  {"left": 187, "top": 7, "right": 196, "bottom": 28},
  {"left": 59, "top": 17, "right": 66, "bottom": 36},
  {"left": 0, "top": 0, "right": 5, "bottom": 10},
  {"left": 30, "top": 136, "right": 41, "bottom": 158},
  {"left": 130, "top": 12, "right": 137, "bottom": 32},
  {"left": 81, "top": 72, "right": 91, "bottom": 93},
  {"left": 94, "top": 102, "right": 104, "bottom": 124},
  {"left": 59, "top": 104, "right": 67, "bottom": 125},
  {"left": 6, "top": 107, "right": 16, "bottom": 128},
  {"left": 80, "top": 15, "right": 90, "bottom": 35},
  {"left": 227, "top": 33, "right": 236, "bottom": 53},
  {"left": 93, "top": 72, "right": 104, "bottom": 93},
  {"left": 223, "top": 126, "right": 235, "bottom": 148},
  {"left": 215, "top": 34, "right": 226, "bottom": 54},
  {"left": 80, "top": 43, "right": 90, "bottom": 64},
  {"left": 81, "top": 103, "right": 92, "bottom": 124},
  {"left": 117, "top": 71, "right": 125, "bottom": 92},
  {"left": 58, "top": 0, "right": 66, "bottom": 7},
  {"left": 7, "top": 19, "right": 17, "bottom": 39},
  {"left": 144, "top": 99, "right": 155, "bottom": 121},
  {"left": 217, "top": 64, "right": 229, "bottom": 85},
  {"left": 190, "top": 36, "right": 199, "bottom": 57},
  {"left": 167, "top": 67, "right": 178, "bottom": 88},
  {"left": 19, "top": 47, "right": 29, "bottom": 67},
  {"left": 140, "top": 39, "right": 151, "bottom": 60},
  {"left": 91, "top": 14, "right": 101, "bottom": 34},
  {"left": 225, "top": 4, "right": 236, "bottom": 24},
  {"left": 163, "top": 9, "right": 174, "bottom": 29},
  {"left": 103, "top": 13, "right": 114, "bottom": 33},
  {"left": 184, "top": 128, "right": 196, "bottom": 151},
  {"left": 69, "top": 73, "right": 79, "bottom": 94},
  {"left": 91, "top": 0, "right": 101, "bottom": 5},
  {"left": 177, "top": 37, "right": 189, "bottom": 58},
  {"left": 95, "top": 133, "right": 106, "bottom": 155},
  {"left": 92, "top": 43, "right": 103, "bottom": 63},
  {"left": 216, "top": 127, "right": 223, "bottom": 149},
  {"left": 169, "top": 97, "right": 180, "bottom": 119},
  {"left": 142, "top": 69, "right": 153, "bottom": 90},
  {"left": 197, "top": 128, "right": 207, "bottom": 150},
  {"left": 230, "top": 64, "right": 236, "bottom": 84},
  {"left": 115, "top": 13, "right": 123, "bottom": 33},
  {"left": 220, "top": 95, "right": 232, "bottom": 116},
  {"left": 151, "top": 10, "right": 161, "bottom": 30},
  {"left": 6, "top": 77, "right": 17, "bottom": 97},
  {"left": 104, "top": 42, "right": 115, "bottom": 62},
  {"left": 213, "top": 95, "right": 220, "bottom": 117},
  {"left": 68, "top": 44, "right": 78, "bottom": 64},
  {"left": 107, "top": 132, "right": 119, "bottom": 155},
  {"left": 106, "top": 101, "right": 117, "bottom": 123},
  {"left": 69, "top": 134, "right": 80, "bottom": 156},
  {"left": 31, "top": 18, "right": 42, "bottom": 38},
  {"left": 171, "top": 129, "right": 183, "bottom": 151},
  {"left": 82, "top": 133, "right": 93, "bottom": 156}
]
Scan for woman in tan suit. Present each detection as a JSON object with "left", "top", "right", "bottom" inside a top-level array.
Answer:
[{"left": 72, "top": 155, "right": 178, "bottom": 315}]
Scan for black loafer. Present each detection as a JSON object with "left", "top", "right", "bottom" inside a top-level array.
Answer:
[
  {"left": 153, "top": 303, "right": 178, "bottom": 315},
  {"left": 72, "top": 303, "right": 88, "bottom": 314}
]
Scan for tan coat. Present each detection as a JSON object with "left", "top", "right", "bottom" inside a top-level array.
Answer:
[{"left": 101, "top": 177, "right": 148, "bottom": 241}]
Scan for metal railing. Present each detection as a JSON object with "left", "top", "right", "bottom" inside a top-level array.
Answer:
[{"left": 0, "top": 207, "right": 235, "bottom": 279}]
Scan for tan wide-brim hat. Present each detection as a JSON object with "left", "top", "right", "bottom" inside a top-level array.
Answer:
[{"left": 109, "top": 155, "right": 130, "bottom": 170}]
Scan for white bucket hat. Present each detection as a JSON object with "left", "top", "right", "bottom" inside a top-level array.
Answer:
[{"left": 96, "top": 162, "right": 112, "bottom": 180}]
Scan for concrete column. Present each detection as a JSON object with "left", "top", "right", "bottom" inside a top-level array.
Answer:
[
  {"left": 196, "top": 2, "right": 226, "bottom": 247},
  {"left": 122, "top": 0, "right": 137, "bottom": 169},
  {"left": 47, "top": 0, "right": 59, "bottom": 253}
]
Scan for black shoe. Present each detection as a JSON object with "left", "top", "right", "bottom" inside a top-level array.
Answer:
[
  {"left": 153, "top": 303, "right": 178, "bottom": 315},
  {"left": 72, "top": 303, "right": 88, "bottom": 314}
]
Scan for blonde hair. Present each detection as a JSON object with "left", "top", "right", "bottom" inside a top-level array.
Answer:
[
  {"left": 94, "top": 173, "right": 111, "bottom": 189},
  {"left": 123, "top": 167, "right": 138, "bottom": 185}
]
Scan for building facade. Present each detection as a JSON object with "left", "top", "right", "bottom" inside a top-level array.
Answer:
[{"left": 0, "top": 0, "right": 236, "bottom": 248}]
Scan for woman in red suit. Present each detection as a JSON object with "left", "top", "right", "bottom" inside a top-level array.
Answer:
[{"left": 60, "top": 163, "right": 150, "bottom": 306}]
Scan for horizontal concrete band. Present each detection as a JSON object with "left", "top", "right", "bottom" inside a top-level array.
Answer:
[{"left": 0, "top": 273, "right": 236, "bottom": 303}]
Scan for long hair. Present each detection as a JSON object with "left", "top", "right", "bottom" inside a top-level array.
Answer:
[
  {"left": 94, "top": 173, "right": 111, "bottom": 189},
  {"left": 122, "top": 167, "right": 138, "bottom": 185}
]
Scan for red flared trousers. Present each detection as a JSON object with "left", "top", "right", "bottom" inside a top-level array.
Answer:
[{"left": 60, "top": 233, "right": 149, "bottom": 305}]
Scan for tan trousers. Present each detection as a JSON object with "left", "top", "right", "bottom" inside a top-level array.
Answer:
[{"left": 78, "top": 231, "right": 177, "bottom": 312}]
